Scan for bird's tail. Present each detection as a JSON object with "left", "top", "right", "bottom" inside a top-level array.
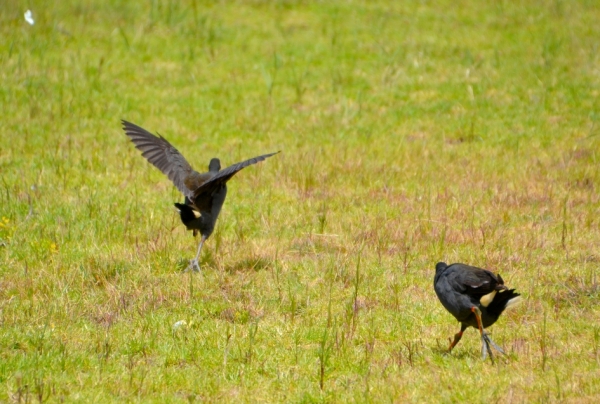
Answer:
[
  {"left": 486, "top": 289, "right": 521, "bottom": 317},
  {"left": 174, "top": 203, "right": 200, "bottom": 236}
]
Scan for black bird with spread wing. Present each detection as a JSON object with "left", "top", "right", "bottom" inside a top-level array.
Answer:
[
  {"left": 434, "top": 262, "right": 521, "bottom": 363},
  {"left": 122, "top": 120, "right": 279, "bottom": 271}
]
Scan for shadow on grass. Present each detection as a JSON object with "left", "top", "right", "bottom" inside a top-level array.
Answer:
[
  {"left": 225, "top": 255, "right": 272, "bottom": 273},
  {"left": 433, "top": 345, "right": 516, "bottom": 365},
  {"left": 431, "top": 341, "right": 476, "bottom": 360},
  {"left": 174, "top": 252, "right": 272, "bottom": 274}
]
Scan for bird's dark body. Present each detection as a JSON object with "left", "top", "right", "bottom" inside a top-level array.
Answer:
[
  {"left": 434, "top": 262, "right": 521, "bottom": 362},
  {"left": 121, "top": 120, "right": 278, "bottom": 270},
  {"left": 434, "top": 262, "right": 519, "bottom": 329},
  {"left": 174, "top": 186, "right": 227, "bottom": 238}
]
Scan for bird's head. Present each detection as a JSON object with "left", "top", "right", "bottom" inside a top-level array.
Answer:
[
  {"left": 208, "top": 158, "right": 221, "bottom": 172},
  {"left": 435, "top": 262, "right": 448, "bottom": 275}
]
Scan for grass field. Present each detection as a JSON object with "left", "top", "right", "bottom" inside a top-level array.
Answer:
[{"left": 1, "top": 0, "right": 600, "bottom": 401}]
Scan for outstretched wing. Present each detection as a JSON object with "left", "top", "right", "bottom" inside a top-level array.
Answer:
[
  {"left": 193, "top": 151, "right": 280, "bottom": 199},
  {"left": 122, "top": 120, "right": 195, "bottom": 198}
]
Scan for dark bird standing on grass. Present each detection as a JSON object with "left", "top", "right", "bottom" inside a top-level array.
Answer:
[
  {"left": 122, "top": 120, "right": 279, "bottom": 272},
  {"left": 434, "top": 262, "right": 521, "bottom": 363}
]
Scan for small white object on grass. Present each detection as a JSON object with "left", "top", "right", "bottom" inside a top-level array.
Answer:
[
  {"left": 24, "top": 10, "right": 35, "bottom": 25},
  {"left": 172, "top": 320, "right": 187, "bottom": 331}
]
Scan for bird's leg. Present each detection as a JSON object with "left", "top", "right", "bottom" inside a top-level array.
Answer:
[
  {"left": 471, "top": 306, "right": 496, "bottom": 363},
  {"left": 186, "top": 235, "right": 206, "bottom": 272},
  {"left": 448, "top": 331, "right": 463, "bottom": 352},
  {"left": 448, "top": 324, "right": 467, "bottom": 352}
]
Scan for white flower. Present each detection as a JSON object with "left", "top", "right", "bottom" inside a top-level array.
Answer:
[{"left": 24, "top": 10, "right": 35, "bottom": 25}]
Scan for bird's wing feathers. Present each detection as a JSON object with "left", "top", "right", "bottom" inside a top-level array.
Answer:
[
  {"left": 461, "top": 270, "right": 493, "bottom": 289},
  {"left": 122, "top": 120, "right": 195, "bottom": 198},
  {"left": 193, "top": 151, "right": 279, "bottom": 199},
  {"left": 446, "top": 264, "right": 500, "bottom": 294}
]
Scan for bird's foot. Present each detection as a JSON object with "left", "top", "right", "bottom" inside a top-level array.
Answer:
[
  {"left": 481, "top": 332, "right": 505, "bottom": 363},
  {"left": 481, "top": 337, "right": 493, "bottom": 363},
  {"left": 185, "top": 259, "right": 201, "bottom": 272},
  {"left": 484, "top": 333, "right": 505, "bottom": 354}
]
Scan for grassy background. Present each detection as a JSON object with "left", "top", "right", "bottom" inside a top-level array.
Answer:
[{"left": 1, "top": 0, "right": 599, "bottom": 401}]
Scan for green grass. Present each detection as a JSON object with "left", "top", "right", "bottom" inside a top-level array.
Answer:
[{"left": 1, "top": 0, "right": 600, "bottom": 401}]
